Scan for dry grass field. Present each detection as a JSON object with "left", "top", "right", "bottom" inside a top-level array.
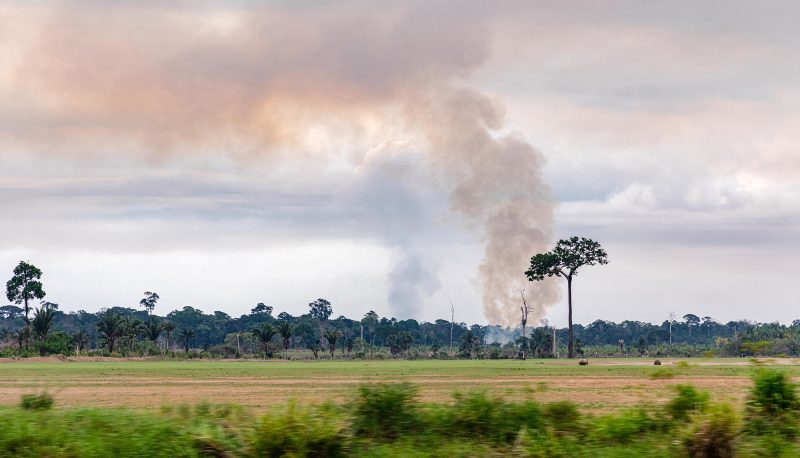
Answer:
[{"left": 1, "top": 357, "right": 796, "bottom": 413}]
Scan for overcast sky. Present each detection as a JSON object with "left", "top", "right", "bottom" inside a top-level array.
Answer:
[{"left": 0, "top": 1, "right": 797, "bottom": 327}]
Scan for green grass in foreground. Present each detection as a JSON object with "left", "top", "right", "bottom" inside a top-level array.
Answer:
[{"left": 3, "top": 370, "right": 800, "bottom": 457}]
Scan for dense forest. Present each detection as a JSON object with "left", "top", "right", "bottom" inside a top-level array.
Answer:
[{"left": 2, "top": 297, "right": 798, "bottom": 359}]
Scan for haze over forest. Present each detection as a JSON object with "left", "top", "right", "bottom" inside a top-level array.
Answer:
[{"left": 0, "top": 1, "right": 797, "bottom": 326}]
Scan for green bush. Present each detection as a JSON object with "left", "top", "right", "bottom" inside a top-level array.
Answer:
[
  {"left": 683, "top": 403, "right": 738, "bottom": 458},
  {"left": 250, "top": 403, "right": 347, "bottom": 457},
  {"left": 745, "top": 369, "right": 800, "bottom": 438},
  {"left": 666, "top": 385, "right": 709, "bottom": 421},
  {"left": 650, "top": 368, "right": 676, "bottom": 379},
  {"left": 20, "top": 393, "right": 54, "bottom": 411},
  {"left": 36, "top": 332, "right": 72, "bottom": 356},
  {"left": 543, "top": 401, "right": 582, "bottom": 434},
  {"left": 443, "top": 391, "right": 543, "bottom": 444},
  {"left": 352, "top": 383, "right": 419, "bottom": 440},
  {"left": 590, "top": 408, "right": 662, "bottom": 444},
  {"left": 749, "top": 369, "right": 798, "bottom": 415}
]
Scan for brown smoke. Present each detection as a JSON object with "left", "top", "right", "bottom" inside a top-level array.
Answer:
[
  {"left": 404, "top": 87, "right": 559, "bottom": 324},
  {"left": 1, "top": 2, "right": 557, "bottom": 325}
]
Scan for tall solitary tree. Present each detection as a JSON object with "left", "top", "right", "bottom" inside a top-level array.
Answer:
[
  {"left": 526, "top": 237, "right": 608, "bottom": 358},
  {"left": 6, "top": 261, "right": 46, "bottom": 346},
  {"left": 251, "top": 302, "right": 273, "bottom": 316},
  {"left": 139, "top": 291, "right": 159, "bottom": 315},
  {"left": 683, "top": 314, "right": 700, "bottom": 337},
  {"left": 308, "top": 298, "right": 333, "bottom": 321},
  {"left": 309, "top": 298, "right": 333, "bottom": 342},
  {"left": 361, "top": 311, "right": 379, "bottom": 348}
]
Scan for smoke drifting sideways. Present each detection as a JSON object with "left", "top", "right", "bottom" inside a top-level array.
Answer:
[{"left": 0, "top": 2, "right": 558, "bottom": 325}]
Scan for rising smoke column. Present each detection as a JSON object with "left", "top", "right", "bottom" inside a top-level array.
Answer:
[
  {"left": 406, "top": 87, "right": 559, "bottom": 325},
  {"left": 2, "top": 2, "right": 558, "bottom": 325}
]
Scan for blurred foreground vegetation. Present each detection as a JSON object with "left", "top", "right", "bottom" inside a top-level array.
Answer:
[{"left": 4, "top": 370, "right": 800, "bottom": 457}]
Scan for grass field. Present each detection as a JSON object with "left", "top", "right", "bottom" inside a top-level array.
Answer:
[{"left": 2, "top": 357, "right": 797, "bottom": 413}]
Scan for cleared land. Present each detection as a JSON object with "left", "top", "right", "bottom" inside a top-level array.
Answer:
[{"left": 1, "top": 357, "right": 796, "bottom": 412}]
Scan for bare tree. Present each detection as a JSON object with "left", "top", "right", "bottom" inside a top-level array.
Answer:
[
  {"left": 449, "top": 299, "right": 455, "bottom": 355},
  {"left": 519, "top": 289, "right": 533, "bottom": 359},
  {"left": 668, "top": 311, "right": 676, "bottom": 351}
]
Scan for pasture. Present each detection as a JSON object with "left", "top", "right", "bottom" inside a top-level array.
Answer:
[{"left": 1, "top": 357, "right": 793, "bottom": 412}]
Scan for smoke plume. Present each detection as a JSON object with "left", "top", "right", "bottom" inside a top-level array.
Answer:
[{"left": 0, "top": 2, "right": 558, "bottom": 325}]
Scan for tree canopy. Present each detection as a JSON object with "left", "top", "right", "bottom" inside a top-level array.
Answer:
[
  {"left": 5, "top": 261, "right": 46, "bottom": 321},
  {"left": 525, "top": 237, "right": 608, "bottom": 281}
]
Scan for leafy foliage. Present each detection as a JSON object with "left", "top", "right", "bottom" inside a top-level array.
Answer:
[
  {"left": 308, "top": 298, "right": 333, "bottom": 321},
  {"left": 5, "top": 261, "right": 46, "bottom": 324}
]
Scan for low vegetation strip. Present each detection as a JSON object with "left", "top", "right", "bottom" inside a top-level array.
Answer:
[{"left": 3, "top": 370, "right": 800, "bottom": 457}]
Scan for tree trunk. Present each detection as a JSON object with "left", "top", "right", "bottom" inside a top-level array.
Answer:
[
  {"left": 24, "top": 297, "right": 30, "bottom": 349},
  {"left": 567, "top": 276, "right": 574, "bottom": 358}
]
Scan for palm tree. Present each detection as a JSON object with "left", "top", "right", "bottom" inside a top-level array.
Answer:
[
  {"left": 96, "top": 309, "right": 123, "bottom": 352},
  {"left": 162, "top": 321, "right": 176, "bottom": 351},
  {"left": 143, "top": 318, "right": 162, "bottom": 342},
  {"left": 73, "top": 330, "right": 89, "bottom": 354},
  {"left": 252, "top": 323, "right": 276, "bottom": 358},
  {"left": 323, "top": 329, "right": 340, "bottom": 358},
  {"left": 180, "top": 329, "right": 194, "bottom": 353},
  {"left": 276, "top": 321, "right": 293, "bottom": 356},
  {"left": 30, "top": 307, "right": 55, "bottom": 354}
]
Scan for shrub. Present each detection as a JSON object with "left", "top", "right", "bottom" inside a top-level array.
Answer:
[
  {"left": 444, "top": 391, "right": 543, "bottom": 444},
  {"left": 666, "top": 385, "right": 708, "bottom": 421},
  {"left": 683, "top": 404, "right": 738, "bottom": 458},
  {"left": 250, "top": 403, "right": 346, "bottom": 457},
  {"left": 352, "top": 383, "right": 419, "bottom": 440},
  {"left": 650, "top": 368, "right": 676, "bottom": 379},
  {"left": 543, "top": 401, "right": 581, "bottom": 434},
  {"left": 590, "top": 408, "right": 661, "bottom": 443},
  {"left": 745, "top": 369, "right": 800, "bottom": 438},
  {"left": 20, "top": 393, "right": 54, "bottom": 411},
  {"left": 749, "top": 369, "right": 798, "bottom": 415}
]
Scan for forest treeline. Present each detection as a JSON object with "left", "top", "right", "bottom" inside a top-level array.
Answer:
[{"left": 1, "top": 298, "right": 798, "bottom": 359}]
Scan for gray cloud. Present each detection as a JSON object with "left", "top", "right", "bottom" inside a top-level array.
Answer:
[{"left": 0, "top": 1, "right": 797, "bottom": 325}]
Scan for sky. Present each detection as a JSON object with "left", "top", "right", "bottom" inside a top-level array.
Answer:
[{"left": 0, "top": 1, "right": 797, "bottom": 327}]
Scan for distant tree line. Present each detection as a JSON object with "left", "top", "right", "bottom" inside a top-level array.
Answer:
[{"left": 2, "top": 260, "right": 799, "bottom": 359}]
